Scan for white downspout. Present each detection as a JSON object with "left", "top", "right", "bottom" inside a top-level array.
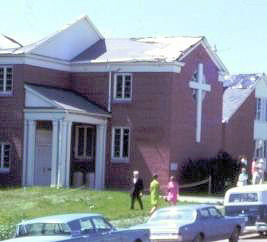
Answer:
[{"left": 108, "top": 70, "right": 112, "bottom": 112}]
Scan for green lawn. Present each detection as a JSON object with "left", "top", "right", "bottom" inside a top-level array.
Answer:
[{"left": 0, "top": 187, "right": 188, "bottom": 240}]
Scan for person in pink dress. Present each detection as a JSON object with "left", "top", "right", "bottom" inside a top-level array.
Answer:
[{"left": 166, "top": 176, "right": 179, "bottom": 205}]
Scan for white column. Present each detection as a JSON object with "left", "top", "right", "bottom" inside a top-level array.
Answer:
[
  {"left": 95, "top": 124, "right": 107, "bottom": 190},
  {"left": 57, "top": 120, "right": 67, "bottom": 188},
  {"left": 51, "top": 120, "right": 59, "bottom": 187},
  {"left": 57, "top": 120, "right": 72, "bottom": 188},
  {"left": 27, "top": 120, "right": 36, "bottom": 186},
  {"left": 22, "top": 120, "right": 28, "bottom": 186},
  {"left": 65, "top": 121, "right": 72, "bottom": 188}
]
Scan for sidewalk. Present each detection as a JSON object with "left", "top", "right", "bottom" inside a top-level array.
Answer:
[{"left": 179, "top": 195, "right": 224, "bottom": 204}]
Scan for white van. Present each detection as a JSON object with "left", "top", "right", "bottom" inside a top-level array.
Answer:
[{"left": 224, "top": 185, "right": 267, "bottom": 234}]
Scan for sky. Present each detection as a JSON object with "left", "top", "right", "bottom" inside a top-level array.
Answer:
[{"left": 1, "top": 0, "right": 267, "bottom": 74}]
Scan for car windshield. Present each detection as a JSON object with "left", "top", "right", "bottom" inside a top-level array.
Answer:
[
  {"left": 149, "top": 209, "right": 196, "bottom": 222},
  {"left": 229, "top": 193, "right": 258, "bottom": 203},
  {"left": 16, "top": 223, "right": 71, "bottom": 237}
]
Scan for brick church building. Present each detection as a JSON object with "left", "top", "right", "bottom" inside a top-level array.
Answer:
[{"left": 0, "top": 15, "right": 228, "bottom": 189}]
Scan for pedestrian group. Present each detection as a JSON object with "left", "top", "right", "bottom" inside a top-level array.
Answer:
[
  {"left": 130, "top": 170, "right": 179, "bottom": 215},
  {"left": 237, "top": 155, "right": 266, "bottom": 187}
]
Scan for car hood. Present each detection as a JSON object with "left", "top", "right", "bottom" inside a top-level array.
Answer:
[{"left": 3, "top": 236, "right": 70, "bottom": 242}]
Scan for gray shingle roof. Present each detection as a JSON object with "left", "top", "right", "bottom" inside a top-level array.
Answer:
[
  {"left": 223, "top": 87, "right": 254, "bottom": 122},
  {"left": 26, "top": 84, "right": 109, "bottom": 117}
]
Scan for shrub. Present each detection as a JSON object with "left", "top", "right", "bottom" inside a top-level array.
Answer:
[{"left": 179, "top": 151, "right": 240, "bottom": 193}]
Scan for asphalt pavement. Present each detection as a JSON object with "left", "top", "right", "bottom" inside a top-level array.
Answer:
[{"left": 219, "top": 233, "right": 267, "bottom": 241}]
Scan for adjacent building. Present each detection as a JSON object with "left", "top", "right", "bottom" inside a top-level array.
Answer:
[{"left": 223, "top": 74, "right": 267, "bottom": 170}]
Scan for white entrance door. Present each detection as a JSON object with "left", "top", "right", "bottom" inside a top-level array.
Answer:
[{"left": 35, "top": 129, "right": 52, "bottom": 186}]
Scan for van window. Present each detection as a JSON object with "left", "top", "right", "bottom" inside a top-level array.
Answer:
[{"left": 229, "top": 193, "right": 258, "bottom": 203}]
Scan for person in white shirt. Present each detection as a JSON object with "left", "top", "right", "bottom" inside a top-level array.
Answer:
[
  {"left": 237, "top": 168, "right": 248, "bottom": 187},
  {"left": 253, "top": 159, "right": 265, "bottom": 184}
]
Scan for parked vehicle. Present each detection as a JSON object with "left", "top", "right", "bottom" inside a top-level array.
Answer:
[
  {"left": 224, "top": 184, "right": 267, "bottom": 235},
  {"left": 131, "top": 204, "right": 245, "bottom": 242},
  {"left": 3, "top": 213, "right": 150, "bottom": 242}
]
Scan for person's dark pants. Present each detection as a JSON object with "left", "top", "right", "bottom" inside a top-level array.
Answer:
[{"left": 131, "top": 193, "right": 143, "bottom": 209}]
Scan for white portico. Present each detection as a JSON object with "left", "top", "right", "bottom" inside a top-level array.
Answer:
[
  {"left": 23, "top": 84, "right": 110, "bottom": 189},
  {"left": 189, "top": 63, "right": 211, "bottom": 143}
]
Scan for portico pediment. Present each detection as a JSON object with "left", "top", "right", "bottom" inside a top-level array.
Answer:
[
  {"left": 25, "top": 85, "right": 57, "bottom": 108},
  {"left": 24, "top": 84, "right": 110, "bottom": 118}
]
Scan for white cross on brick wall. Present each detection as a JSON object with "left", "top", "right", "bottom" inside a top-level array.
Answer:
[{"left": 189, "top": 63, "right": 211, "bottom": 143}]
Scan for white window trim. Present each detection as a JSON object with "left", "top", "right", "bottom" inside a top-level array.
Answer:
[
  {"left": 255, "top": 139, "right": 267, "bottom": 158},
  {"left": 111, "top": 127, "right": 130, "bottom": 163},
  {"left": 0, "top": 66, "right": 13, "bottom": 95},
  {"left": 113, "top": 73, "right": 132, "bottom": 101},
  {"left": 74, "top": 125, "right": 95, "bottom": 160},
  {"left": 0, "top": 143, "right": 10, "bottom": 172},
  {"left": 256, "top": 97, "right": 267, "bottom": 122}
]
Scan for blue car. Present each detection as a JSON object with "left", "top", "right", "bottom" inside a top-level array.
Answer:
[
  {"left": 3, "top": 213, "right": 150, "bottom": 242},
  {"left": 131, "top": 204, "right": 246, "bottom": 242}
]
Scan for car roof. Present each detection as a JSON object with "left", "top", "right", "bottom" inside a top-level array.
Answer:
[
  {"left": 18, "top": 213, "right": 102, "bottom": 225},
  {"left": 155, "top": 204, "right": 213, "bottom": 212},
  {"left": 226, "top": 184, "right": 267, "bottom": 194}
]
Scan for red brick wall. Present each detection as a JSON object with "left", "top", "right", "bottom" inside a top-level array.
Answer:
[
  {"left": 0, "top": 64, "right": 71, "bottom": 185},
  {"left": 108, "top": 72, "right": 173, "bottom": 190},
  {"left": 71, "top": 71, "right": 173, "bottom": 189},
  {"left": 169, "top": 44, "right": 224, "bottom": 180},
  {"left": 223, "top": 91, "right": 255, "bottom": 165},
  {"left": 24, "top": 65, "right": 71, "bottom": 89},
  {"left": 71, "top": 72, "right": 109, "bottom": 110}
]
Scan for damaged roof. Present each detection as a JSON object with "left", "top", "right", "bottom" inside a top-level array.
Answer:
[
  {"left": 0, "top": 34, "right": 23, "bottom": 50},
  {"left": 224, "top": 73, "right": 262, "bottom": 88},
  {"left": 72, "top": 36, "right": 203, "bottom": 63},
  {"left": 0, "top": 15, "right": 227, "bottom": 72}
]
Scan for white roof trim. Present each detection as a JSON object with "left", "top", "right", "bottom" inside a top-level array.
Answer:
[
  {"left": 24, "top": 107, "right": 111, "bottom": 118},
  {"left": 71, "top": 61, "right": 183, "bottom": 73},
  {"left": 0, "top": 54, "right": 183, "bottom": 73},
  {"left": 179, "top": 38, "right": 228, "bottom": 74}
]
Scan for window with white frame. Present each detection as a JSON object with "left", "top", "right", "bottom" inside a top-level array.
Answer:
[
  {"left": 255, "top": 139, "right": 267, "bottom": 159},
  {"left": 0, "top": 67, "right": 13, "bottom": 93},
  {"left": 113, "top": 73, "right": 132, "bottom": 100},
  {"left": 74, "top": 126, "right": 95, "bottom": 159},
  {"left": 0, "top": 143, "right": 11, "bottom": 171},
  {"left": 256, "top": 98, "right": 267, "bottom": 122},
  {"left": 112, "top": 127, "right": 130, "bottom": 160}
]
